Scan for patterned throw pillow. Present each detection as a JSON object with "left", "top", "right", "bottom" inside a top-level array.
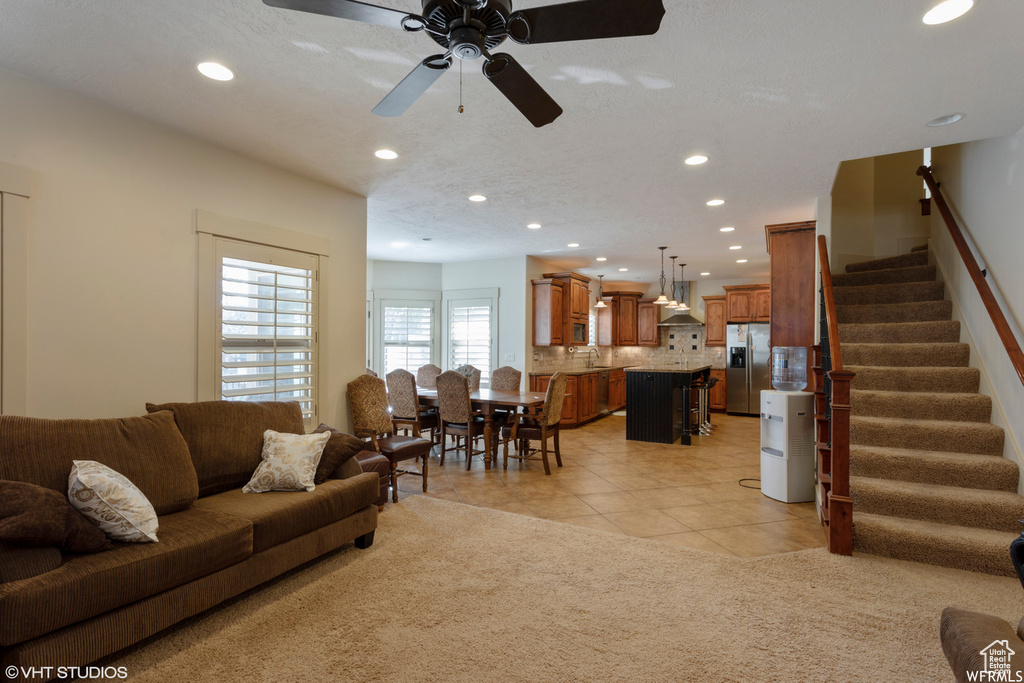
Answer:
[
  {"left": 68, "top": 461, "right": 159, "bottom": 543},
  {"left": 242, "top": 430, "right": 331, "bottom": 494}
]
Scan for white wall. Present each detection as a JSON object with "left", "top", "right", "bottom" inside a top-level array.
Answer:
[
  {"left": 831, "top": 157, "right": 876, "bottom": 271},
  {"left": 368, "top": 259, "right": 442, "bottom": 292},
  {"left": 873, "top": 150, "right": 930, "bottom": 258},
  {"left": 0, "top": 67, "right": 367, "bottom": 426},
  {"left": 930, "top": 131, "right": 1024, "bottom": 473}
]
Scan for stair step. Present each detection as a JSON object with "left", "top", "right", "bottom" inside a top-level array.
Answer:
[
  {"left": 837, "top": 300, "right": 952, "bottom": 324},
  {"left": 850, "top": 445, "right": 1016, "bottom": 491},
  {"left": 838, "top": 320, "right": 960, "bottom": 344},
  {"left": 846, "top": 365, "right": 980, "bottom": 393},
  {"left": 853, "top": 512, "right": 1017, "bottom": 576},
  {"left": 845, "top": 251, "right": 929, "bottom": 273},
  {"left": 911, "top": 244, "right": 929, "bottom": 252},
  {"left": 832, "top": 264, "right": 936, "bottom": 288},
  {"left": 851, "top": 389, "right": 992, "bottom": 422},
  {"left": 834, "top": 281, "right": 945, "bottom": 306},
  {"left": 842, "top": 342, "right": 970, "bottom": 367},
  {"left": 851, "top": 415, "right": 1004, "bottom": 455},
  {"left": 850, "top": 476, "right": 1024, "bottom": 533}
]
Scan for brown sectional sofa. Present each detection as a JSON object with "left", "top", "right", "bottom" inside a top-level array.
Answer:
[{"left": 0, "top": 401, "right": 379, "bottom": 679}]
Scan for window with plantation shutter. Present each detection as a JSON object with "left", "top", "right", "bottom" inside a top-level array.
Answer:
[
  {"left": 382, "top": 303, "right": 434, "bottom": 376},
  {"left": 217, "top": 244, "right": 318, "bottom": 421},
  {"left": 446, "top": 294, "right": 496, "bottom": 388}
]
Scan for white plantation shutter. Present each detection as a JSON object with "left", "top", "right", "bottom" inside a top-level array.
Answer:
[
  {"left": 447, "top": 296, "right": 496, "bottom": 387},
  {"left": 218, "top": 247, "right": 318, "bottom": 421},
  {"left": 382, "top": 303, "right": 434, "bottom": 375}
]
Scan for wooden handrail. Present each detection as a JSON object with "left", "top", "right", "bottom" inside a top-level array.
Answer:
[
  {"left": 817, "top": 235, "right": 844, "bottom": 371},
  {"left": 918, "top": 165, "right": 1024, "bottom": 388}
]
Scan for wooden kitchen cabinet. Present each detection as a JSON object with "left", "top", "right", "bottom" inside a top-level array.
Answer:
[
  {"left": 702, "top": 296, "right": 726, "bottom": 347},
  {"left": 755, "top": 288, "right": 771, "bottom": 322},
  {"left": 608, "top": 369, "right": 627, "bottom": 411},
  {"left": 533, "top": 272, "right": 591, "bottom": 346},
  {"left": 637, "top": 299, "right": 659, "bottom": 346},
  {"left": 578, "top": 373, "right": 599, "bottom": 421},
  {"left": 766, "top": 220, "right": 816, "bottom": 389},
  {"left": 723, "top": 284, "right": 770, "bottom": 323},
  {"left": 598, "top": 291, "right": 643, "bottom": 347},
  {"left": 709, "top": 369, "right": 727, "bottom": 411},
  {"left": 530, "top": 372, "right": 602, "bottom": 427}
]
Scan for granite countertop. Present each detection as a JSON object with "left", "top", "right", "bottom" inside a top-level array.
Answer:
[
  {"left": 528, "top": 365, "right": 632, "bottom": 376},
  {"left": 624, "top": 365, "right": 713, "bottom": 374}
]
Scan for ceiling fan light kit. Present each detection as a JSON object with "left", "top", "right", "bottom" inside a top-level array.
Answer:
[{"left": 263, "top": 0, "right": 666, "bottom": 127}]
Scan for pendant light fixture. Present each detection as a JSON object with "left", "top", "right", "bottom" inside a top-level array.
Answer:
[
  {"left": 594, "top": 274, "right": 608, "bottom": 308},
  {"left": 676, "top": 263, "right": 691, "bottom": 312},
  {"left": 654, "top": 246, "right": 669, "bottom": 304},
  {"left": 667, "top": 255, "right": 679, "bottom": 308}
]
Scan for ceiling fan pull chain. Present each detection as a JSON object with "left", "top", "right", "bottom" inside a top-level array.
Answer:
[{"left": 458, "top": 60, "right": 464, "bottom": 114}]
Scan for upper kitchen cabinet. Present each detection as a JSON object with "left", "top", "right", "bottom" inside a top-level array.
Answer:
[
  {"left": 637, "top": 299, "right": 659, "bottom": 346},
  {"left": 533, "top": 272, "right": 590, "bottom": 346},
  {"left": 765, "top": 220, "right": 816, "bottom": 376},
  {"left": 598, "top": 291, "right": 643, "bottom": 346},
  {"left": 702, "top": 295, "right": 726, "bottom": 347},
  {"left": 723, "top": 284, "right": 770, "bottom": 323}
]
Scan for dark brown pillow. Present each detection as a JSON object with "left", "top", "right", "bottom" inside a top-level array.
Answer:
[
  {"left": 0, "top": 542, "right": 62, "bottom": 583},
  {"left": 0, "top": 480, "right": 111, "bottom": 554},
  {"left": 311, "top": 424, "right": 368, "bottom": 484}
]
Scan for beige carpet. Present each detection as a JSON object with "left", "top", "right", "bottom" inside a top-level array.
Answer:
[{"left": 108, "top": 497, "right": 1022, "bottom": 682}]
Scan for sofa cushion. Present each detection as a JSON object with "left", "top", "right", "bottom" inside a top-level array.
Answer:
[
  {"left": 0, "top": 412, "right": 198, "bottom": 516},
  {"left": 311, "top": 424, "right": 367, "bottom": 484},
  {"left": 146, "top": 401, "right": 304, "bottom": 497},
  {"left": 0, "top": 480, "right": 111, "bottom": 554},
  {"left": 0, "top": 543, "right": 62, "bottom": 584},
  {"left": 0, "top": 507, "right": 252, "bottom": 647},
  {"left": 193, "top": 474, "right": 378, "bottom": 553}
]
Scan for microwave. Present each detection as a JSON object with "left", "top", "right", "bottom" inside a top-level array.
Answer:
[{"left": 573, "top": 322, "right": 587, "bottom": 343}]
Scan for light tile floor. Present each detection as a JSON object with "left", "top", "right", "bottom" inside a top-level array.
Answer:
[{"left": 394, "top": 413, "right": 823, "bottom": 558}]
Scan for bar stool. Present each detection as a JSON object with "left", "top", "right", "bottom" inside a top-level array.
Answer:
[
  {"left": 689, "top": 379, "right": 712, "bottom": 437},
  {"left": 704, "top": 376, "right": 719, "bottom": 433}
]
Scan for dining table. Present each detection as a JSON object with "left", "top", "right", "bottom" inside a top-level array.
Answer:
[{"left": 417, "top": 387, "right": 547, "bottom": 469}]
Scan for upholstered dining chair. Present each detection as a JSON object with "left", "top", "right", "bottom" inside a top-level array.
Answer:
[
  {"left": 416, "top": 363, "right": 442, "bottom": 389},
  {"left": 501, "top": 371, "right": 567, "bottom": 475},
  {"left": 435, "top": 370, "right": 486, "bottom": 469},
  {"left": 489, "top": 366, "right": 523, "bottom": 437},
  {"left": 386, "top": 368, "right": 438, "bottom": 442},
  {"left": 454, "top": 364, "right": 482, "bottom": 391},
  {"left": 347, "top": 373, "right": 430, "bottom": 502}
]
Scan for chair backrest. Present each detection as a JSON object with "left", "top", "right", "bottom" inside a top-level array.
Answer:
[
  {"left": 540, "top": 372, "right": 568, "bottom": 427},
  {"left": 490, "top": 366, "right": 521, "bottom": 392},
  {"left": 386, "top": 368, "right": 420, "bottom": 420},
  {"left": 416, "top": 363, "right": 442, "bottom": 389},
  {"left": 346, "top": 374, "right": 392, "bottom": 437},
  {"left": 436, "top": 370, "right": 472, "bottom": 424},
  {"left": 365, "top": 368, "right": 378, "bottom": 377},
  {"left": 454, "top": 364, "right": 482, "bottom": 391}
]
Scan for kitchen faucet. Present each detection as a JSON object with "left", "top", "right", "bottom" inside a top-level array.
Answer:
[{"left": 586, "top": 347, "right": 600, "bottom": 369}]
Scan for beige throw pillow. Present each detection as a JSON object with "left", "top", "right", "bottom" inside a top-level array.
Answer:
[
  {"left": 68, "top": 461, "right": 159, "bottom": 543},
  {"left": 242, "top": 430, "right": 331, "bottom": 494}
]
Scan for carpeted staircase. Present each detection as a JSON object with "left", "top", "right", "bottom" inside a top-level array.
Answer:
[{"left": 833, "top": 247, "right": 1024, "bottom": 576}]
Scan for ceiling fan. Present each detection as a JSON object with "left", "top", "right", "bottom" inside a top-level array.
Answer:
[{"left": 262, "top": 0, "right": 667, "bottom": 127}]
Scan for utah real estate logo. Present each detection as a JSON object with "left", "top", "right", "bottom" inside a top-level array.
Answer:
[{"left": 969, "top": 639, "right": 1022, "bottom": 682}]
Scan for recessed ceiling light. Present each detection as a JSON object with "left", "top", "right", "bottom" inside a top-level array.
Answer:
[
  {"left": 923, "top": 0, "right": 974, "bottom": 25},
  {"left": 197, "top": 62, "right": 234, "bottom": 81},
  {"left": 736, "top": 259, "right": 748, "bottom": 263},
  {"left": 422, "top": 238, "right": 432, "bottom": 242},
  {"left": 618, "top": 268, "right": 628, "bottom": 272},
  {"left": 568, "top": 243, "right": 580, "bottom": 248},
  {"left": 375, "top": 149, "right": 398, "bottom": 160},
  {"left": 469, "top": 195, "right": 487, "bottom": 202},
  {"left": 390, "top": 241, "right": 409, "bottom": 249},
  {"left": 729, "top": 245, "right": 742, "bottom": 250},
  {"left": 927, "top": 113, "right": 964, "bottom": 127},
  {"left": 685, "top": 155, "right": 709, "bottom": 166},
  {"left": 706, "top": 199, "right": 725, "bottom": 207},
  {"left": 700, "top": 272, "right": 710, "bottom": 276},
  {"left": 596, "top": 257, "right": 607, "bottom": 262},
  {"left": 720, "top": 227, "right": 735, "bottom": 232},
  {"left": 527, "top": 223, "right": 542, "bottom": 229}
]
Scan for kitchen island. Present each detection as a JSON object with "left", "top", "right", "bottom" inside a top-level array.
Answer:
[{"left": 625, "top": 366, "right": 712, "bottom": 445}]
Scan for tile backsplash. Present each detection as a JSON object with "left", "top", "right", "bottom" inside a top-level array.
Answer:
[{"left": 532, "top": 326, "right": 726, "bottom": 372}]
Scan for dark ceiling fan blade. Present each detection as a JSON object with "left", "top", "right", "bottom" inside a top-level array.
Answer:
[
  {"left": 372, "top": 55, "right": 452, "bottom": 118},
  {"left": 483, "top": 53, "right": 562, "bottom": 128},
  {"left": 262, "top": 0, "right": 422, "bottom": 31},
  {"left": 506, "top": 0, "right": 666, "bottom": 45}
]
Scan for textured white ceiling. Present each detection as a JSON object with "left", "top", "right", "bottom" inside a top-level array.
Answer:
[{"left": 1, "top": 0, "right": 1023, "bottom": 284}]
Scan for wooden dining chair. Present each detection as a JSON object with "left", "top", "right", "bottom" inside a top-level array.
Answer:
[
  {"left": 416, "top": 363, "right": 442, "bottom": 389},
  {"left": 501, "top": 371, "right": 567, "bottom": 475},
  {"left": 489, "top": 366, "right": 523, "bottom": 440},
  {"left": 347, "top": 373, "right": 430, "bottom": 502},
  {"left": 454, "top": 364, "right": 482, "bottom": 391},
  {"left": 435, "top": 370, "right": 486, "bottom": 469},
  {"left": 386, "top": 368, "right": 438, "bottom": 443}
]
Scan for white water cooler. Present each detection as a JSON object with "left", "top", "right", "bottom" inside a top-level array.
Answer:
[{"left": 760, "top": 390, "right": 815, "bottom": 503}]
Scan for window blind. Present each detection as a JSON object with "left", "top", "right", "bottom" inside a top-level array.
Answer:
[
  {"left": 449, "top": 303, "right": 492, "bottom": 387},
  {"left": 382, "top": 305, "right": 433, "bottom": 376},
  {"left": 220, "top": 256, "right": 316, "bottom": 418}
]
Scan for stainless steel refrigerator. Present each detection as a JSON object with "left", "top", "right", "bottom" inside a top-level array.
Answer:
[{"left": 726, "top": 323, "right": 771, "bottom": 415}]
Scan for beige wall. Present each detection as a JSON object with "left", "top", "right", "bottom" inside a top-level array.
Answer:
[
  {"left": 831, "top": 157, "right": 876, "bottom": 271},
  {"left": 0, "top": 67, "right": 367, "bottom": 426}
]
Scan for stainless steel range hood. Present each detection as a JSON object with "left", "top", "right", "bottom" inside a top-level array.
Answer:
[{"left": 657, "top": 280, "right": 704, "bottom": 326}]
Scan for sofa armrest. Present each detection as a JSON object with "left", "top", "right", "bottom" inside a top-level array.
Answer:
[
  {"left": 330, "top": 456, "right": 363, "bottom": 480},
  {"left": 941, "top": 607, "right": 1024, "bottom": 682}
]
